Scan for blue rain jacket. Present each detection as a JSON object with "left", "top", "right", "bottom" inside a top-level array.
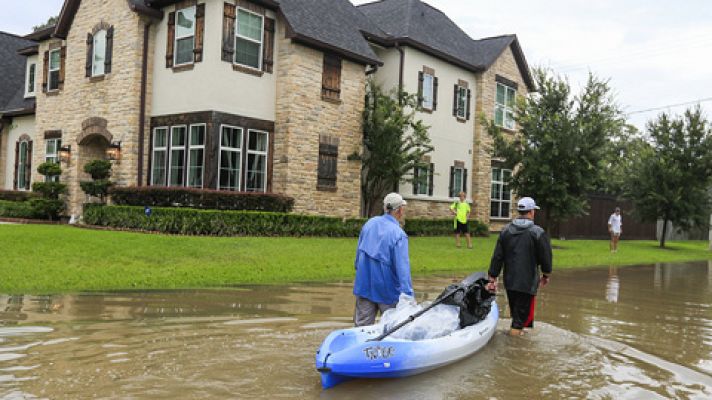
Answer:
[{"left": 353, "top": 214, "right": 414, "bottom": 305}]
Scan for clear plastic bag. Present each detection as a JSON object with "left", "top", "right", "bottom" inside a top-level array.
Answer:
[{"left": 380, "top": 293, "right": 460, "bottom": 340}]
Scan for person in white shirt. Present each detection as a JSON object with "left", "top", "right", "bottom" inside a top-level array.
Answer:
[{"left": 608, "top": 207, "right": 623, "bottom": 253}]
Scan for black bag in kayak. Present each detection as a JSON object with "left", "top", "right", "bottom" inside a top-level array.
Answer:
[{"left": 436, "top": 272, "right": 495, "bottom": 328}]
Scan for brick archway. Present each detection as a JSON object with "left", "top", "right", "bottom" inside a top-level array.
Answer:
[{"left": 77, "top": 117, "right": 112, "bottom": 146}]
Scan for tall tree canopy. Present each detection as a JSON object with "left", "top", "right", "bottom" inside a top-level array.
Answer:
[
  {"left": 32, "top": 16, "right": 58, "bottom": 32},
  {"left": 485, "top": 68, "right": 626, "bottom": 230},
  {"left": 361, "top": 80, "right": 432, "bottom": 217},
  {"left": 624, "top": 107, "right": 712, "bottom": 247}
]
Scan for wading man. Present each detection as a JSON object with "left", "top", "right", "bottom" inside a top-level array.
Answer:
[
  {"left": 353, "top": 193, "right": 414, "bottom": 326},
  {"left": 487, "top": 197, "right": 552, "bottom": 336}
]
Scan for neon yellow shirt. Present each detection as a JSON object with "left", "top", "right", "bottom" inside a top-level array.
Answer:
[{"left": 450, "top": 201, "right": 471, "bottom": 225}]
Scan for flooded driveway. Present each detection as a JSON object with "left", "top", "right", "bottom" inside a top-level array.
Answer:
[{"left": 1, "top": 261, "right": 711, "bottom": 399}]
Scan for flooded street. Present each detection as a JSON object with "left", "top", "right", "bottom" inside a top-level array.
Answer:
[{"left": 1, "top": 261, "right": 712, "bottom": 399}]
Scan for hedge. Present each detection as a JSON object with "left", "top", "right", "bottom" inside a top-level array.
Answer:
[
  {"left": 0, "top": 190, "right": 38, "bottom": 202},
  {"left": 0, "top": 200, "right": 42, "bottom": 219},
  {"left": 83, "top": 205, "right": 489, "bottom": 237},
  {"left": 109, "top": 186, "right": 294, "bottom": 212}
]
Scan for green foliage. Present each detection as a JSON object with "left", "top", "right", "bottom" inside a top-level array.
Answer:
[
  {"left": 37, "top": 162, "right": 62, "bottom": 178},
  {"left": 31, "top": 182, "right": 67, "bottom": 199},
  {"left": 404, "top": 218, "right": 489, "bottom": 237},
  {"left": 0, "top": 190, "right": 37, "bottom": 202},
  {"left": 28, "top": 198, "right": 65, "bottom": 221},
  {"left": 485, "top": 68, "right": 626, "bottom": 229},
  {"left": 32, "top": 161, "right": 65, "bottom": 220},
  {"left": 80, "top": 180, "right": 113, "bottom": 199},
  {"left": 598, "top": 124, "right": 650, "bottom": 195},
  {"left": 83, "top": 160, "right": 112, "bottom": 180},
  {"left": 362, "top": 79, "right": 433, "bottom": 216},
  {"left": 32, "top": 15, "right": 58, "bottom": 32},
  {"left": 0, "top": 200, "right": 41, "bottom": 219},
  {"left": 623, "top": 107, "right": 712, "bottom": 247}
]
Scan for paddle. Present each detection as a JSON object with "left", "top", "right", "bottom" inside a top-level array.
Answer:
[{"left": 368, "top": 272, "right": 481, "bottom": 342}]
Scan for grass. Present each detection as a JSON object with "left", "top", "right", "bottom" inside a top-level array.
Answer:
[{"left": 0, "top": 224, "right": 710, "bottom": 293}]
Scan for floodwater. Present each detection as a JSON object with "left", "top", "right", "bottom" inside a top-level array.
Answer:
[{"left": 1, "top": 261, "right": 712, "bottom": 399}]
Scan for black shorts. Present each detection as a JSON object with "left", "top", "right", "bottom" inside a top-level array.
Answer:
[
  {"left": 454, "top": 221, "right": 469, "bottom": 234},
  {"left": 506, "top": 290, "right": 536, "bottom": 329}
]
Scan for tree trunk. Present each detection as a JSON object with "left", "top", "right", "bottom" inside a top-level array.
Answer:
[{"left": 660, "top": 218, "right": 668, "bottom": 248}]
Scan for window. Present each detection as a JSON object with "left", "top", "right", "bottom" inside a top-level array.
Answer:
[
  {"left": 413, "top": 164, "right": 432, "bottom": 196},
  {"left": 322, "top": 54, "right": 342, "bottom": 100},
  {"left": 490, "top": 167, "right": 512, "bottom": 218},
  {"left": 318, "top": 136, "right": 338, "bottom": 190},
  {"left": 495, "top": 83, "right": 516, "bottom": 129},
  {"left": 246, "top": 130, "right": 268, "bottom": 192},
  {"left": 235, "top": 8, "right": 263, "bottom": 69},
  {"left": 48, "top": 48, "right": 61, "bottom": 91},
  {"left": 175, "top": 6, "right": 196, "bottom": 66},
  {"left": 45, "top": 139, "right": 61, "bottom": 182},
  {"left": 219, "top": 125, "right": 243, "bottom": 190},
  {"left": 455, "top": 85, "right": 467, "bottom": 119},
  {"left": 92, "top": 29, "right": 107, "bottom": 76},
  {"left": 25, "top": 62, "right": 36, "bottom": 97},
  {"left": 422, "top": 73, "right": 434, "bottom": 110},
  {"left": 449, "top": 165, "right": 467, "bottom": 198},
  {"left": 187, "top": 124, "right": 205, "bottom": 188},
  {"left": 168, "top": 126, "right": 187, "bottom": 186},
  {"left": 151, "top": 127, "right": 168, "bottom": 186},
  {"left": 15, "top": 139, "right": 32, "bottom": 191}
]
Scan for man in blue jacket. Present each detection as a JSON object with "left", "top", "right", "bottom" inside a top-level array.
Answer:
[{"left": 353, "top": 193, "right": 414, "bottom": 326}]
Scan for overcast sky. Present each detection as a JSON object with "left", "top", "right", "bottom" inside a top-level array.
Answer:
[{"left": 3, "top": 0, "right": 711, "bottom": 131}]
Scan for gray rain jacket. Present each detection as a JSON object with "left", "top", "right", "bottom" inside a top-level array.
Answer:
[{"left": 488, "top": 218, "right": 553, "bottom": 295}]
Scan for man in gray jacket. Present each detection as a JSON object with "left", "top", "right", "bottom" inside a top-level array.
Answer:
[{"left": 487, "top": 197, "right": 553, "bottom": 336}]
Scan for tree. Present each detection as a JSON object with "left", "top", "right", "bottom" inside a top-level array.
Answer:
[
  {"left": 624, "top": 107, "right": 712, "bottom": 248},
  {"left": 31, "top": 162, "right": 66, "bottom": 220},
  {"left": 485, "top": 68, "right": 626, "bottom": 231},
  {"left": 80, "top": 160, "right": 113, "bottom": 203},
  {"left": 597, "top": 124, "right": 648, "bottom": 195},
  {"left": 32, "top": 16, "right": 58, "bottom": 32},
  {"left": 361, "top": 80, "right": 433, "bottom": 217}
]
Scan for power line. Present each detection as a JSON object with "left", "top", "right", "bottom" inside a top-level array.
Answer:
[{"left": 625, "top": 97, "right": 712, "bottom": 116}]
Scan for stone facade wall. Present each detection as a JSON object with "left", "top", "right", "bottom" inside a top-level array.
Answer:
[
  {"left": 34, "top": 0, "right": 150, "bottom": 216},
  {"left": 472, "top": 46, "right": 529, "bottom": 230},
  {"left": 273, "top": 17, "right": 364, "bottom": 218},
  {"left": 405, "top": 198, "right": 454, "bottom": 219}
]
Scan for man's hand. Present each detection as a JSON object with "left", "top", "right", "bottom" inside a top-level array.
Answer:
[
  {"left": 541, "top": 274, "right": 550, "bottom": 287},
  {"left": 486, "top": 276, "right": 497, "bottom": 293}
]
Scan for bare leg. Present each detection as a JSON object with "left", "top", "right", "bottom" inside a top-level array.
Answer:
[
  {"left": 466, "top": 233, "right": 472, "bottom": 248},
  {"left": 455, "top": 233, "right": 461, "bottom": 247}
]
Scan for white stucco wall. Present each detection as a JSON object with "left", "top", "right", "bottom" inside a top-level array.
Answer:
[
  {"left": 371, "top": 45, "right": 401, "bottom": 93},
  {"left": 151, "top": 0, "right": 277, "bottom": 120},
  {"left": 3, "top": 116, "right": 36, "bottom": 190},
  {"left": 372, "top": 46, "right": 476, "bottom": 202}
]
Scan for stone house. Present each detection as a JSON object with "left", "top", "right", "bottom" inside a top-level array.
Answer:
[{"left": 0, "top": 0, "right": 534, "bottom": 229}]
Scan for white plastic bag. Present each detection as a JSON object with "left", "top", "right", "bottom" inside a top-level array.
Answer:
[{"left": 380, "top": 293, "right": 460, "bottom": 340}]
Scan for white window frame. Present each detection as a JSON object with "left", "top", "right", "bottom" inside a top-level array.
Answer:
[
  {"left": 218, "top": 124, "right": 244, "bottom": 191},
  {"left": 234, "top": 7, "right": 264, "bottom": 70},
  {"left": 187, "top": 123, "right": 206, "bottom": 189},
  {"left": 17, "top": 140, "right": 31, "bottom": 191},
  {"left": 422, "top": 73, "right": 434, "bottom": 110},
  {"left": 456, "top": 85, "right": 468, "bottom": 119},
  {"left": 25, "top": 62, "right": 36, "bottom": 97},
  {"left": 45, "top": 138, "right": 61, "bottom": 182},
  {"left": 48, "top": 48, "right": 61, "bottom": 91},
  {"left": 490, "top": 167, "right": 512, "bottom": 219},
  {"left": 495, "top": 82, "right": 516, "bottom": 130},
  {"left": 174, "top": 6, "right": 196, "bottom": 66},
  {"left": 168, "top": 125, "right": 187, "bottom": 187},
  {"left": 452, "top": 166, "right": 465, "bottom": 198},
  {"left": 151, "top": 127, "right": 169, "bottom": 186},
  {"left": 92, "top": 29, "right": 107, "bottom": 76},
  {"left": 245, "top": 129, "right": 269, "bottom": 192}
]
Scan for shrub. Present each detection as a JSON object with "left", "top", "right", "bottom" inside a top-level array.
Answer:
[
  {"left": 83, "top": 160, "right": 112, "bottom": 180},
  {"left": 29, "top": 198, "right": 65, "bottom": 221},
  {"left": 404, "top": 218, "right": 489, "bottom": 237},
  {"left": 32, "top": 182, "right": 67, "bottom": 199},
  {"left": 109, "top": 186, "right": 295, "bottom": 213},
  {"left": 0, "top": 200, "right": 41, "bottom": 219},
  {"left": 81, "top": 160, "right": 113, "bottom": 203},
  {"left": 0, "top": 190, "right": 38, "bottom": 202},
  {"left": 83, "top": 205, "right": 490, "bottom": 237},
  {"left": 33, "top": 161, "right": 66, "bottom": 220}
]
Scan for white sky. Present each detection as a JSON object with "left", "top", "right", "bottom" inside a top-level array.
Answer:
[{"left": 3, "top": 0, "right": 711, "bottom": 131}]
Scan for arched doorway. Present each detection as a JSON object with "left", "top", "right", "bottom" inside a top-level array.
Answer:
[{"left": 77, "top": 117, "right": 113, "bottom": 176}]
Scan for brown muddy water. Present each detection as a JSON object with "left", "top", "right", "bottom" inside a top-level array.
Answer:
[{"left": 1, "top": 261, "right": 712, "bottom": 399}]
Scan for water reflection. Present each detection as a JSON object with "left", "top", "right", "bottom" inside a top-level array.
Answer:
[{"left": 0, "top": 262, "right": 710, "bottom": 399}]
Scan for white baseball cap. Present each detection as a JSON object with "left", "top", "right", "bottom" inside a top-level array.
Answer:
[
  {"left": 517, "top": 197, "right": 540, "bottom": 211},
  {"left": 383, "top": 193, "right": 407, "bottom": 211}
]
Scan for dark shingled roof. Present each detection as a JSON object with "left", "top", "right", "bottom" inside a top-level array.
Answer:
[
  {"left": 0, "top": 32, "right": 35, "bottom": 116},
  {"left": 358, "top": 0, "right": 534, "bottom": 90}
]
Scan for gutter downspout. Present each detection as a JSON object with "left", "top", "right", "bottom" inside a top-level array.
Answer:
[
  {"left": 396, "top": 42, "right": 404, "bottom": 105},
  {"left": 137, "top": 22, "right": 150, "bottom": 186}
]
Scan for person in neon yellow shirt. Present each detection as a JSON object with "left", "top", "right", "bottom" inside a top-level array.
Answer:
[{"left": 450, "top": 191, "right": 472, "bottom": 249}]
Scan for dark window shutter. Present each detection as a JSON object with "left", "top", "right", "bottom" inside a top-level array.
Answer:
[
  {"left": 466, "top": 89, "right": 471, "bottom": 120},
  {"left": 428, "top": 163, "right": 434, "bottom": 196},
  {"left": 42, "top": 51, "right": 48, "bottom": 92},
  {"left": 417, "top": 71, "right": 424, "bottom": 107},
  {"left": 263, "top": 17, "right": 275, "bottom": 73},
  {"left": 58, "top": 46, "right": 66, "bottom": 90},
  {"left": 194, "top": 4, "right": 205, "bottom": 63},
  {"left": 412, "top": 166, "right": 419, "bottom": 194},
  {"left": 317, "top": 139, "right": 338, "bottom": 189},
  {"left": 13, "top": 142, "right": 19, "bottom": 190},
  {"left": 449, "top": 166, "right": 454, "bottom": 197},
  {"left": 321, "top": 54, "right": 341, "bottom": 100},
  {"left": 463, "top": 168, "right": 468, "bottom": 193},
  {"left": 452, "top": 84, "right": 458, "bottom": 116},
  {"left": 105, "top": 26, "right": 114, "bottom": 73},
  {"left": 85, "top": 33, "right": 93, "bottom": 77},
  {"left": 433, "top": 76, "right": 438, "bottom": 110},
  {"left": 166, "top": 11, "right": 175, "bottom": 68},
  {"left": 222, "top": 3, "right": 236, "bottom": 62},
  {"left": 26, "top": 141, "right": 33, "bottom": 190}
]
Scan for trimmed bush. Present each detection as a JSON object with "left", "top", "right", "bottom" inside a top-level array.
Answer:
[
  {"left": 0, "top": 200, "right": 42, "bottom": 219},
  {"left": 83, "top": 205, "right": 490, "bottom": 237},
  {"left": 404, "top": 218, "right": 489, "bottom": 237},
  {"left": 0, "top": 190, "right": 38, "bottom": 202},
  {"left": 109, "top": 186, "right": 295, "bottom": 213}
]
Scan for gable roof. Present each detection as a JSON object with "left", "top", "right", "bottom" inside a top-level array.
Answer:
[
  {"left": 358, "top": 0, "right": 534, "bottom": 90},
  {"left": 0, "top": 32, "right": 35, "bottom": 116}
]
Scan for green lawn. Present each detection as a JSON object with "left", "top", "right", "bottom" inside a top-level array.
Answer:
[{"left": 1, "top": 224, "right": 710, "bottom": 293}]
